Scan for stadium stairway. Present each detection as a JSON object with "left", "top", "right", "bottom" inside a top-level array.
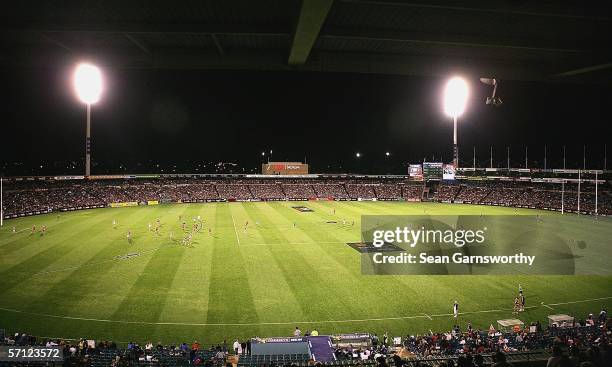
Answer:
[{"left": 307, "top": 336, "right": 335, "bottom": 362}]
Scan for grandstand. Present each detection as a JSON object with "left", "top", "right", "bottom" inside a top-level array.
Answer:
[
  {"left": 2, "top": 174, "right": 610, "bottom": 219},
  {"left": 1, "top": 173, "right": 611, "bottom": 367}
]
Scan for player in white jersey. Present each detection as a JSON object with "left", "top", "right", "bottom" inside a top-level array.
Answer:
[{"left": 453, "top": 301, "right": 459, "bottom": 320}]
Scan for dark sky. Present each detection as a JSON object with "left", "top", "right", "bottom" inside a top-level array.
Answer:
[{"left": 1, "top": 67, "right": 611, "bottom": 174}]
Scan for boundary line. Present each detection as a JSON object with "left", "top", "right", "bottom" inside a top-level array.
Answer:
[
  {"left": 229, "top": 205, "right": 241, "bottom": 246},
  {"left": 0, "top": 296, "right": 610, "bottom": 327},
  {"left": 241, "top": 241, "right": 347, "bottom": 247},
  {"left": 31, "top": 243, "right": 182, "bottom": 276}
]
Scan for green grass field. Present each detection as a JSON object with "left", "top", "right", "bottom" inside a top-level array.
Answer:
[{"left": 0, "top": 201, "right": 611, "bottom": 346}]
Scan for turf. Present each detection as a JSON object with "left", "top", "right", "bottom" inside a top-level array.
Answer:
[{"left": 0, "top": 201, "right": 610, "bottom": 346}]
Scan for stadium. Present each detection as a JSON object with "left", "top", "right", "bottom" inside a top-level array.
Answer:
[{"left": 1, "top": 1, "right": 611, "bottom": 367}]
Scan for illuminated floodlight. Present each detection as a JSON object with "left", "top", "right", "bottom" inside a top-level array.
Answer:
[
  {"left": 385, "top": 152, "right": 390, "bottom": 157},
  {"left": 443, "top": 77, "right": 469, "bottom": 118},
  {"left": 74, "top": 63, "right": 103, "bottom": 104},
  {"left": 356, "top": 152, "right": 361, "bottom": 158}
]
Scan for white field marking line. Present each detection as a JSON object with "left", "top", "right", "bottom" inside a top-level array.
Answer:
[
  {"left": 542, "top": 304, "right": 554, "bottom": 310},
  {"left": 229, "top": 206, "right": 241, "bottom": 246},
  {"left": 546, "top": 296, "right": 612, "bottom": 306},
  {"left": 0, "top": 228, "right": 48, "bottom": 243},
  {"left": 30, "top": 244, "right": 183, "bottom": 276},
  {"left": 0, "top": 296, "right": 610, "bottom": 327},
  {"left": 422, "top": 313, "right": 432, "bottom": 320},
  {"left": 241, "top": 241, "right": 347, "bottom": 246},
  {"left": 0, "top": 228, "right": 29, "bottom": 235}
]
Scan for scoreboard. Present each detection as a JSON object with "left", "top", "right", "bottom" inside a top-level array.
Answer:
[{"left": 422, "top": 162, "right": 443, "bottom": 179}]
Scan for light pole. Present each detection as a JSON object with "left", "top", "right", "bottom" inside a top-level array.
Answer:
[
  {"left": 443, "top": 77, "right": 469, "bottom": 168},
  {"left": 1, "top": 177, "right": 3, "bottom": 227},
  {"left": 73, "top": 63, "right": 103, "bottom": 177}
]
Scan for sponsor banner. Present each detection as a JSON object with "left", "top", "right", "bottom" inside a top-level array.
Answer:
[
  {"left": 259, "top": 337, "right": 305, "bottom": 343},
  {"left": 110, "top": 202, "right": 138, "bottom": 208},
  {"left": 333, "top": 333, "right": 370, "bottom": 340},
  {"left": 409, "top": 164, "right": 423, "bottom": 179},
  {"left": 443, "top": 164, "right": 456, "bottom": 180},
  {"left": 261, "top": 162, "right": 309, "bottom": 175},
  {"left": 147, "top": 200, "right": 159, "bottom": 205},
  {"left": 53, "top": 175, "right": 85, "bottom": 180},
  {"left": 89, "top": 175, "right": 134, "bottom": 180}
]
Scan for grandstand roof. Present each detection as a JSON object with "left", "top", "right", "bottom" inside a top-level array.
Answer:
[{"left": 2, "top": 0, "right": 612, "bottom": 83}]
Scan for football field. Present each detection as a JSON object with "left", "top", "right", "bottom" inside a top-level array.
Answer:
[{"left": 0, "top": 201, "right": 611, "bottom": 345}]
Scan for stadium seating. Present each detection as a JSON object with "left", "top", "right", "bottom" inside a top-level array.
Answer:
[
  {"left": 2, "top": 319, "right": 610, "bottom": 367},
  {"left": 282, "top": 183, "right": 317, "bottom": 199},
  {"left": 2, "top": 177, "right": 610, "bottom": 218},
  {"left": 373, "top": 184, "right": 402, "bottom": 199}
]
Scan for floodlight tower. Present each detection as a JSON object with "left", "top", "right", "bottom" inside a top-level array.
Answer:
[
  {"left": 443, "top": 77, "right": 469, "bottom": 168},
  {"left": 73, "top": 63, "right": 103, "bottom": 177}
]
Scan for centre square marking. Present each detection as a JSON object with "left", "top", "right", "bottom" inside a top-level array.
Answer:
[
  {"left": 347, "top": 242, "right": 404, "bottom": 253},
  {"left": 116, "top": 253, "right": 141, "bottom": 260},
  {"left": 292, "top": 206, "right": 314, "bottom": 212}
]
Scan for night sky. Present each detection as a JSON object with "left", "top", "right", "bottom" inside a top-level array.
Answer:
[{"left": 1, "top": 67, "right": 611, "bottom": 175}]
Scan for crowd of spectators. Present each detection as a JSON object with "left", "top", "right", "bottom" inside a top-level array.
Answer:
[
  {"left": 0, "top": 333, "right": 230, "bottom": 366},
  {"left": 402, "top": 185, "right": 424, "bottom": 201},
  {"left": 346, "top": 184, "right": 377, "bottom": 199},
  {"left": 374, "top": 185, "right": 402, "bottom": 199},
  {"left": 312, "top": 184, "right": 351, "bottom": 199},
  {"left": 330, "top": 309, "right": 610, "bottom": 367},
  {"left": 435, "top": 181, "right": 612, "bottom": 215},
  {"left": 2, "top": 177, "right": 611, "bottom": 218},
  {"left": 2, "top": 309, "right": 609, "bottom": 366},
  {"left": 3, "top": 179, "right": 423, "bottom": 217},
  {"left": 212, "top": 184, "right": 253, "bottom": 201},
  {"left": 282, "top": 184, "right": 317, "bottom": 199},
  {"left": 434, "top": 184, "right": 461, "bottom": 202},
  {"left": 248, "top": 184, "right": 285, "bottom": 200}
]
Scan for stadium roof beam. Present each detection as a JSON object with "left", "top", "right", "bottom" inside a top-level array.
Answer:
[
  {"left": 39, "top": 32, "right": 73, "bottom": 52},
  {"left": 339, "top": 0, "right": 612, "bottom": 21},
  {"left": 554, "top": 62, "right": 612, "bottom": 77},
  {"left": 210, "top": 34, "right": 225, "bottom": 56},
  {"left": 124, "top": 33, "right": 151, "bottom": 55},
  {"left": 288, "top": 0, "right": 334, "bottom": 65},
  {"left": 1, "top": 22, "right": 288, "bottom": 36},
  {"left": 0, "top": 48, "right": 550, "bottom": 81},
  {"left": 322, "top": 28, "right": 592, "bottom": 54}
]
